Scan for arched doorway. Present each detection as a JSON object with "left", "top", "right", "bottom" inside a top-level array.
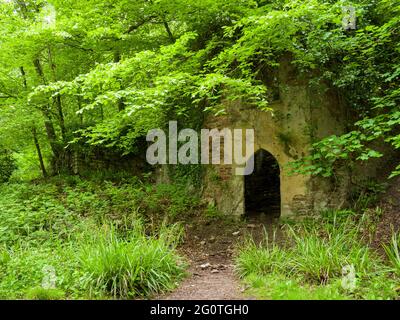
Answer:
[{"left": 244, "top": 149, "right": 281, "bottom": 218}]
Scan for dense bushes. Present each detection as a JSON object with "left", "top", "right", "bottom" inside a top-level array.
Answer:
[{"left": 0, "top": 178, "right": 193, "bottom": 299}]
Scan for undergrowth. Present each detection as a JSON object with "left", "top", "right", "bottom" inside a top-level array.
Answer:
[
  {"left": 236, "top": 210, "right": 400, "bottom": 300},
  {"left": 0, "top": 176, "right": 194, "bottom": 299}
]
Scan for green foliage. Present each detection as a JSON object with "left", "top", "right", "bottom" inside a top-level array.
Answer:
[
  {"left": 204, "top": 203, "right": 224, "bottom": 220},
  {"left": 286, "top": 224, "right": 373, "bottom": 283},
  {"left": 142, "top": 183, "right": 200, "bottom": 219},
  {"left": 289, "top": 133, "right": 384, "bottom": 177},
  {"left": 236, "top": 210, "right": 399, "bottom": 300},
  {"left": 1, "top": 0, "right": 400, "bottom": 301},
  {"left": 350, "top": 179, "right": 386, "bottom": 212},
  {"left": 25, "top": 287, "right": 66, "bottom": 300},
  {"left": 80, "top": 225, "right": 185, "bottom": 299},
  {"left": 0, "top": 0, "right": 399, "bottom": 176},
  {"left": 0, "top": 244, "right": 83, "bottom": 299},
  {"left": 236, "top": 237, "right": 286, "bottom": 277},
  {"left": 384, "top": 232, "right": 400, "bottom": 276},
  {"left": 0, "top": 178, "right": 188, "bottom": 299},
  {"left": 283, "top": 1, "right": 400, "bottom": 178},
  {"left": 0, "top": 149, "right": 16, "bottom": 183},
  {"left": 243, "top": 273, "right": 347, "bottom": 300}
]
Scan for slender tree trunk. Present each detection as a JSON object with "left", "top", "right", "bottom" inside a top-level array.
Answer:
[
  {"left": 72, "top": 150, "right": 79, "bottom": 175},
  {"left": 32, "top": 127, "right": 47, "bottom": 178},
  {"left": 33, "top": 58, "right": 47, "bottom": 84},
  {"left": 48, "top": 47, "right": 66, "bottom": 141},
  {"left": 77, "top": 96, "right": 83, "bottom": 125},
  {"left": 32, "top": 58, "right": 60, "bottom": 167},
  {"left": 162, "top": 19, "right": 175, "bottom": 43},
  {"left": 20, "top": 66, "right": 27, "bottom": 88},
  {"left": 100, "top": 105, "right": 104, "bottom": 121},
  {"left": 20, "top": 65, "right": 49, "bottom": 177},
  {"left": 55, "top": 94, "right": 66, "bottom": 141},
  {"left": 18, "top": 2, "right": 60, "bottom": 174},
  {"left": 148, "top": 0, "right": 174, "bottom": 43},
  {"left": 114, "top": 50, "right": 126, "bottom": 111},
  {"left": 41, "top": 108, "right": 59, "bottom": 155},
  {"left": 114, "top": 50, "right": 121, "bottom": 63}
]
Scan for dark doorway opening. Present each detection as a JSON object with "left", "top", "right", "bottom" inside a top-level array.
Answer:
[{"left": 244, "top": 149, "right": 281, "bottom": 218}]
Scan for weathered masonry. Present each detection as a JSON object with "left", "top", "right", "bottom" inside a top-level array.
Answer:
[{"left": 202, "top": 59, "right": 350, "bottom": 218}]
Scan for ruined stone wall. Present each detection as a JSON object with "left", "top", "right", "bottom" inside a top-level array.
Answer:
[
  {"left": 202, "top": 59, "right": 349, "bottom": 217},
  {"left": 154, "top": 58, "right": 391, "bottom": 218}
]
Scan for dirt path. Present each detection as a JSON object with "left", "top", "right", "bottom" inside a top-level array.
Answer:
[
  {"left": 157, "top": 215, "right": 281, "bottom": 300},
  {"left": 161, "top": 254, "right": 244, "bottom": 300},
  {"left": 157, "top": 169, "right": 400, "bottom": 301}
]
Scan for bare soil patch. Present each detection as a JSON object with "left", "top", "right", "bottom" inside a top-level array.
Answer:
[{"left": 157, "top": 214, "right": 282, "bottom": 300}]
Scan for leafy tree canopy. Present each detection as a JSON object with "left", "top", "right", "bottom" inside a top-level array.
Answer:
[{"left": 0, "top": 0, "right": 399, "bottom": 178}]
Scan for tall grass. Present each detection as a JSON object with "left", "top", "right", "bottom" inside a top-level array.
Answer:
[
  {"left": 287, "top": 223, "right": 373, "bottom": 283},
  {"left": 235, "top": 211, "right": 399, "bottom": 300},
  {"left": 235, "top": 232, "right": 286, "bottom": 278},
  {"left": 384, "top": 232, "right": 400, "bottom": 276},
  {"left": 0, "top": 178, "right": 189, "bottom": 299},
  {"left": 80, "top": 225, "right": 186, "bottom": 299}
]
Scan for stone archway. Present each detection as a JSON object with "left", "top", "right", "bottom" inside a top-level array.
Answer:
[
  {"left": 201, "top": 58, "right": 351, "bottom": 218},
  {"left": 244, "top": 149, "right": 281, "bottom": 218}
]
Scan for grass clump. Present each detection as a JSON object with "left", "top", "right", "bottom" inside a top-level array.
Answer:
[
  {"left": 0, "top": 178, "right": 188, "bottom": 299},
  {"left": 25, "top": 287, "right": 65, "bottom": 300},
  {"left": 287, "top": 223, "right": 373, "bottom": 284},
  {"left": 236, "top": 235, "right": 286, "bottom": 277},
  {"left": 384, "top": 232, "right": 400, "bottom": 276},
  {"left": 235, "top": 211, "right": 399, "bottom": 300},
  {"left": 243, "top": 273, "right": 347, "bottom": 300},
  {"left": 80, "top": 225, "right": 186, "bottom": 299}
]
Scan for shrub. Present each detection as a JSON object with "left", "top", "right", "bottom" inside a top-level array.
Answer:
[
  {"left": 80, "top": 225, "right": 186, "bottom": 299},
  {"left": 0, "top": 245, "right": 83, "bottom": 299},
  {"left": 142, "top": 183, "right": 200, "bottom": 219},
  {"left": 243, "top": 273, "right": 347, "bottom": 300}
]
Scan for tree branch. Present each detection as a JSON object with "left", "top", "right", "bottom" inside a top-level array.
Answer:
[{"left": 125, "top": 16, "right": 157, "bottom": 34}]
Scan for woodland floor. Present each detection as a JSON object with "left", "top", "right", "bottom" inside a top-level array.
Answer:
[
  {"left": 373, "top": 175, "right": 400, "bottom": 250},
  {"left": 157, "top": 181, "right": 400, "bottom": 300},
  {"left": 157, "top": 214, "right": 282, "bottom": 300}
]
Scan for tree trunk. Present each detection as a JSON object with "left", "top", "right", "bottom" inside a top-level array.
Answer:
[
  {"left": 72, "top": 150, "right": 79, "bottom": 175},
  {"left": 54, "top": 94, "right": 66, "bottom": 141},
  {"left": 33, "top": 58, "right": 47, "bottom": 84},
  {"left": 32, "top": 127, "right": 47, "bottom": 178},
  {"left": 162, "top": 19, "right": 175, "bottom": 43},
  {"left": 48, "top": 46, "right": 67, "bottom": 141},
  {"left": 20, "top": 66, "right": 27, "bottom": 88},
  {"left": 114, "top": 50, "right": 126, "bottom": 111},
  {"left": 77, "top": 96, "right": 83, "bottom": 125},
  {"left": 32, "top": 58, "right": 61, "bottom": 168}
]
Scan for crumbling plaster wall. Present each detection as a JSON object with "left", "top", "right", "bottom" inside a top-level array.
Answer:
[{"left": 202, "top": 60, "right": 349, "bottom": 217}]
